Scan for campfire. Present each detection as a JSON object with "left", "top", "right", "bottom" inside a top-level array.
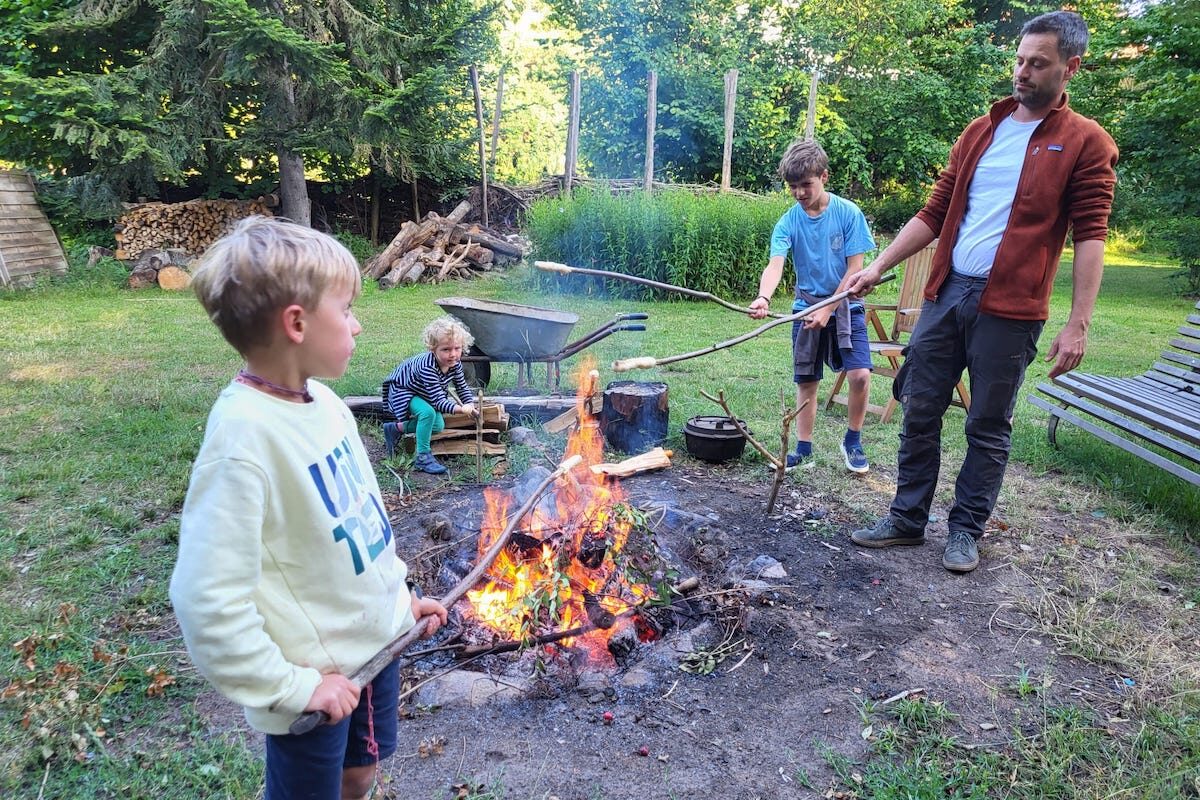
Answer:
[{"left": 462, "top": 360, "right": 672, "bottom": 662}]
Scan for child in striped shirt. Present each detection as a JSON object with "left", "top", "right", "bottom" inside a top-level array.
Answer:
[{"left": 381, "top": 316, "right": 477, "bottom": 474}]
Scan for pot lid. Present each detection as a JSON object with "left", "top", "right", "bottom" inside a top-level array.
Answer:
[{"left": 685, "top": 415, "right": 748, "bottom": 433}]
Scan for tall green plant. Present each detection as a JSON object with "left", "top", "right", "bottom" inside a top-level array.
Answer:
[{"left": 526, "top": 188, "right": 790, "bottom": 299}]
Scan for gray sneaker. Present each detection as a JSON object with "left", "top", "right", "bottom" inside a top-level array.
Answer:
[
  {"left": 942, "top": 529, "right": 980, "bottom": 573},
  {"left": 850, "top": 517, "right": 925, "bottom": 548}
]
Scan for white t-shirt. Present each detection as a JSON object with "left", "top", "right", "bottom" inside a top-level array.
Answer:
[
  {"left": 170, "top": 380, "right": 415, "bottom": 734},
  {"left": 951, "top": 114, "right": 1041, "bottom": 277}
]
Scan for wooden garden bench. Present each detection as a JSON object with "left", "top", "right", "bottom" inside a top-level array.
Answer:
[{"left": 1028, "top": 300, "right": 1200, "bottom": 486}]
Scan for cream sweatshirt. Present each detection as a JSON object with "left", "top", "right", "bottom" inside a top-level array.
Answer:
[{"left": 169, "top": 380, "right": 415, "bottom": 734}]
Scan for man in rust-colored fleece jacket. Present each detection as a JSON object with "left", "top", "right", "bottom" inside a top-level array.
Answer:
[{"left": 845, "top": 10, "right": 1118, "bottom": 574}]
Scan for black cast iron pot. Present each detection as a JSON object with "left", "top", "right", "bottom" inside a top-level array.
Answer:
[{"left": 683, "top": 416, "right": 751, "bottom": 463}]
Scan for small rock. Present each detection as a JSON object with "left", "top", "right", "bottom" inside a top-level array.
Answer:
[
  {"left": 747, "top": 555, "right": 786, "bottom": 579},
  {"left": 420, "top": 513, "right": 454, "bottom": 541},
  {"left": 508, "top": 426, "right": 541, "bottom": 447}
]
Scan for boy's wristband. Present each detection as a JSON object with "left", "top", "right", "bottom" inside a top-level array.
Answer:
[{"left": 755, "top": 295, "right": 769, "bottom": 303}]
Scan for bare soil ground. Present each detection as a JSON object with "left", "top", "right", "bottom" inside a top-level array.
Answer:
[{"left": 361, "top": 453, "right": 1127, "bottom": 800}]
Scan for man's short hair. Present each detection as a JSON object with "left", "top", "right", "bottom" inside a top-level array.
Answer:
[
  {"left": 1021, "top": 10, "right": 1089, "bottom": 60},
  {"left": 191, "top": 216, "right": 361, "bottom": 354},
  {"left": 422, "top": 316, "right": 475, "bottom": 351},
  {"left": 778, "top": 139, "right": 830, "bottom": 184}
]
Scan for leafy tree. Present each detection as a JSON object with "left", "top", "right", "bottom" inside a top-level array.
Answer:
[
  {"left": 545, "top": 0, "right": 1011, "bottom": 200},
  {"left": 0, "top": 0, "right": 496, "bottom": 223}
]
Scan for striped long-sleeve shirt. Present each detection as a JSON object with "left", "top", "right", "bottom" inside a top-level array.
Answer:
[{"left": 382, "top": 351, "right": 474, "bottom": 422}]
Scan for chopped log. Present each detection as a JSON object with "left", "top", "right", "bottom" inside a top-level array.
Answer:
[
  {"left": 400, "top": 260, "right": 427, "bottom": 284},
  {"left": 430, "top": 428, "right": 501, "bottom": 444},
  {"left": 443, "top": 403, "right": 508, "bottom": 430},
  {"left": 590, "top": 446, "right": 672, "bottom": 478},
  {"left": 448, "top": 225, "right": 525, "bottom": 260},
  {"left": 156, "top": 265, "right": 192, "bottom": 290},
  {"left": 128, "top": 267, "right": 158, "bottom": 289},
  {"left": 378, "top": 248, "right": 425, "bottom": 289},
  {"left": 600, "top": 381, "right": 669, "bottom": 453},
  {"left": 430, "top": 439, "right": 505, "bottom": 457}
]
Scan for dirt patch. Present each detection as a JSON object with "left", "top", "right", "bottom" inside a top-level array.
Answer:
[{"left": 370, "top": 456, "right": 1123, "bottom": 800}]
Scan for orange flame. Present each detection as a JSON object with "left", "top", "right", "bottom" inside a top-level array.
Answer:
[{"left": 465, "top": 356, "right": 651, "bottom": 657}]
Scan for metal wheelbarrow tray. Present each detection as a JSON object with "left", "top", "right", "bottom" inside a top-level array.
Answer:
[{"left": 435, "top": 296, "right": 646, "bottom": 388}]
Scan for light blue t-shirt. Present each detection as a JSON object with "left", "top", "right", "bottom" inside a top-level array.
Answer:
[
  {"left": 770, "top": 193, "right": 875, "bottom": 311},
  {"left": 952, "top": 113, "right": 1041, "bottom": 277}
]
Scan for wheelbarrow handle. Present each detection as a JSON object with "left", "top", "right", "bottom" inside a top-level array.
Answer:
[
  {"left": 617, "top": 313, "right": 649, "bottom": 321},
  {"left": 617, "top": 324, "right": 646, "bottom": 333}
]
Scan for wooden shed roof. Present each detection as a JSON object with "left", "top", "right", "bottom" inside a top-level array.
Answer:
[{"left": 0, "top": 169, "right": 68, "bottom": 286}]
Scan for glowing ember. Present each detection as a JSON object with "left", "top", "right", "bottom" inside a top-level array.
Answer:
[{"left": 466, "top": 358, "right": 656, "bottom": 658}]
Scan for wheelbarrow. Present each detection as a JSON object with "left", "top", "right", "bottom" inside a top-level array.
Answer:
[{"left": 435, "top": 296, "right": 647, "bottom": 389}]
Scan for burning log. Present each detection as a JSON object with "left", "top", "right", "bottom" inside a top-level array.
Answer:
[
  {"left": 583, "top": 590, "right": 616, "bottom": 629},
  {"left": 288, "top": 454, "right": 583, "bottom": 735},
  {"left": 605, "top": 617, "right": 639, "bottom": 661}
]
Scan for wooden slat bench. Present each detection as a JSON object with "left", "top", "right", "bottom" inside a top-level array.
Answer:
[{"left": 1027, "top": 301, "right": 1200, "bottom": 486}]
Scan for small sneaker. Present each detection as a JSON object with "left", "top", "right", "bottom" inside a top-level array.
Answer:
[
  {"left": 383, "top": 422, "right": 401, "bottom": 458},
  {"left": 785, "top": 451, "right": 815, "bottom": 472},
  {"left": 413, "top": 452, "right": 448, "bottom": 475},
  {"left": 840, "top": 442, "right": 869, "bottom": 473},
  {"left": 850, "top": 517, "right": 925, "bottom": 548},
  {"left": 942, "top": 529, "right": 980, "bottom": 573}
]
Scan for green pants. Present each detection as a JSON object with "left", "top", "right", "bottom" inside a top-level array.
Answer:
[{"left": 404, "top": 396, "right": 445, "bottom": 454}]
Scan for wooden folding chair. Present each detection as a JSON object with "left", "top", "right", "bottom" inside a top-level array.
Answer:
[{"left": 826, "top": 240, "right": 971, "bottom": 423}]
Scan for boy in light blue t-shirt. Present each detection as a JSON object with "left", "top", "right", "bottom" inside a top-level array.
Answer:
[{"left": 749, "top": 139, "right": 876, "bottom": 473}]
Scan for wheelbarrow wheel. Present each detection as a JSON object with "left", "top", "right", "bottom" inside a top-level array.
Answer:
[{"left": 461, "top": 348, "right": 491, "bottom": 389}]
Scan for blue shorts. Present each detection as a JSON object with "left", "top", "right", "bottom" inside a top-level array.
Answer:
[
  {"left": 264, "top": 660, "right": 400, "bottom": 800},
  {"left": 792, "top": 306, "right": 873, "bottom": 384}
]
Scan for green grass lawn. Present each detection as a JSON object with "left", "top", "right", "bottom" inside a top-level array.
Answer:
[{"left": 0, "top": 249, "right": 1197, "bottom": 797}]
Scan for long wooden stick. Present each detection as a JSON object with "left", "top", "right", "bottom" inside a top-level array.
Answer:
[
  {"left": 536, "top": 260, "right": 784, "bottom": 318},
  {"left": 613, "top": 274, "right": 895, "bottom": 372},
  {"left": 288, "top": 453, "right": 583, "bottom": 735},
  {"left": 474, "top": 393, "right": 485, "bottom": 482}
]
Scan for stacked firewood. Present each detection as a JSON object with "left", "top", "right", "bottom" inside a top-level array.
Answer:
[
  {"left": 363, "top": 200, "right": 527, "bottom": 289},
  {"left": 114, "top": 196, "right": 277, "bottom": 261}
]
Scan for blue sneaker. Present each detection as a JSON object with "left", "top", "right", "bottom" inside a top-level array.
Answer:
[
  {"left": 413, "top": 452, "right": 448, "bottom": 475},
  {"left": 785, "top": 451, "right": 815, "bottom": 472},
  {"left": 383, "top": 422, "right": 401, "bottom": 457},
  {"left": 840, "top": 441, "right": 869, "bottom": 474}
]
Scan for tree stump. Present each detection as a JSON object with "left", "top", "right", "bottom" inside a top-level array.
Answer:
[{"left": 599, "top": 381, "right": 668, "bottom": 454}]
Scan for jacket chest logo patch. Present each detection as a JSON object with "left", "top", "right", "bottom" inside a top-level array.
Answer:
[{"left": 1047, "top": 144, "right": 1064, "bottom": 152}]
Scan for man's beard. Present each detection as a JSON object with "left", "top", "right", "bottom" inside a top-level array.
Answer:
[{"left": 1013, "top": 82, "right": 1059, "bottom": 111}]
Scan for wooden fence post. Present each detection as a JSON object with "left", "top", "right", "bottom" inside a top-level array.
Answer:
[
  {"left": 721, "top": 68, "right": 738, "bottom": 192},
  {"left": 565, "top": 70, "right": 581, "bottom": 191},
  {"left": 643, "top": 70, "right": 657, "bottom": 191},
  {"left": 490, "top": 68, "right": 505, "bottom": 178},
  {"left": 469, "top": 65, "right": 489, "bottom": 228},
  {"left": 805, "top": 70, "right": 819, "bottom": 141}
]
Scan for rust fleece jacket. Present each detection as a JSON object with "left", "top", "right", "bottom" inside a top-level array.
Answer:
[{"left": 915, "top": 94, "right": 1118, "bottom": 321}]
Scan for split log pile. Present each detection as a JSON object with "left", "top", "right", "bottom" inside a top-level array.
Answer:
[
  {"left": 430, "top": 402, "right": 510, "bottom": 458},
  {"left": 364, "top": 200, "right": 528, "bottom": 289},
  {"left": 114, "top": 196, "right": 277, "bottom": 261}
]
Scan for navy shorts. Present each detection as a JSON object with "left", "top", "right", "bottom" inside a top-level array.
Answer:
[
  {"left": 792, "top": 305, "right": 873, "bottom": 383},
  {"left": 264, "top": 660, "right": 400, "bottom": 800}
]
